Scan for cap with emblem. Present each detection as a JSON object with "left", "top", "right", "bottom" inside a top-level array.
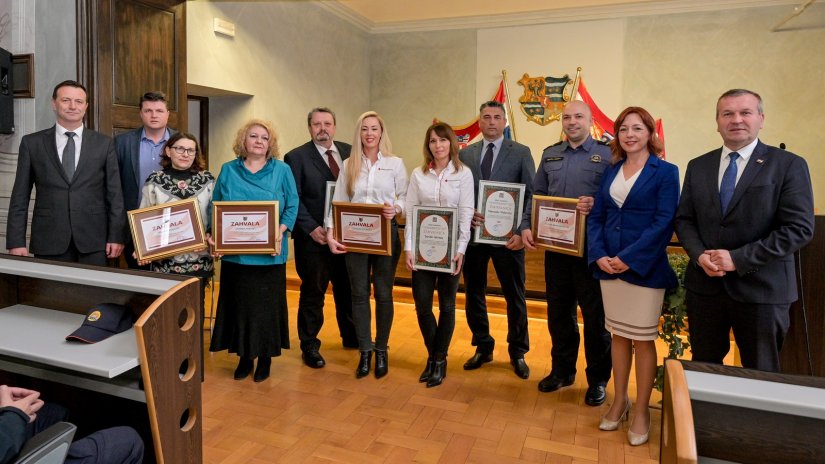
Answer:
[{"left": 66, "top": 303, "right": 134, "bottom": 344}]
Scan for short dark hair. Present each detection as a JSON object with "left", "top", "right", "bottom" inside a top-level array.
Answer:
[
  {"left": 307, "top": 107, "right": 336, "bottom": 126},
  {"left": 716, "top": 89, "right": 763, "bottom": 117},
  {"left": 140, "top": 91, "right": 168, "bottom": 110},
  {"left": 479, "top": 100, "right": 506, "bottom": 116},
  {"left": 52, "top": 80, "right": 87, "bottom": 100},
  {"left": 161, "top": 132, "right": 206, "bottom": 173}
]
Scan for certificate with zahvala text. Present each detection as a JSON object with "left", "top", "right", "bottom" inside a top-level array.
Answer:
[
  {"left": 531, "top": 195, "right": 585, "bottom": 256},
  {"left": 332, "top": 202, "right": 392, "bottom": 256},
  {"left": 212, "top": 201, "right": 279, "bottom": 254},
  {"left": 411, "top": 206, "right": 458, "bottom": 273},
  {"left": 128, "top": 198, "right": 206, "bottom": 262},
  {"left": 474, "top": 180, "right": 525, "bottom": 245}
]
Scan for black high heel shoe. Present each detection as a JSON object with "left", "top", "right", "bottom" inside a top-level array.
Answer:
[
  {"left": 234, "top": 357, "right": 253, "bottom": 380},
  {"left": 253, "top": 356, "right": 271, "bottom": 382},
  {"left": 356, "top": 350, "right": 372, "bottom": 378},
  {"left": 427, "top": 354, "right": 447, "bottom": 388},
  {"left": 419, "top": 357, "right": 434, "bottom": 383},
  {"left": 374, "top": 349, "right": 388, "bottom": 379}
]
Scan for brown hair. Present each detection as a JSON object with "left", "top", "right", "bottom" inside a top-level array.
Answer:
[
  {"left": 161, "top": 132, "right": 205, "bottom": 172},
  {"left": 609, "top": 106, "right": 663, "bottom": 163},
  {"left": 232, "top": 119, "right": 280, "bottom": 160},
  {"left": 420, "top": 122, "right": 463, "bottom": 172}
]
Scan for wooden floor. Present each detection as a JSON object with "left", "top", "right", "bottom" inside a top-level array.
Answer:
[{"left": 199, "top": 281, "right": 735, "bottom": 464}]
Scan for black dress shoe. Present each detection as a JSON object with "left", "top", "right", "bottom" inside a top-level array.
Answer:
[
  {"left": 537, "top": 373, "right": 575, "bottom": 392},
  {"left": 356, "top": 350, "right": 372, "bottom": 378},
  {"left": 253, "top": 356, "right": 271, "bottom": 382},
  {"left": 463, "top": 352, "right": 493, "bottom": 370},
  {"left": 511, "top": 358, "right": 530, "bottom": 379},
  {"left": 302, "top": 350, "right": 326, "bottom": 369},
  {"left": 419, "top": 358, "right": 433, "bottom": 383},
  {"left": 233, "top": 357, "right": 253, "bottom": 380},
  {"left": 374, "top": 349, "right": 388, "bottom": 379},
  {"left": 584, "top": 384, "right": 606, "bottom": 406}
]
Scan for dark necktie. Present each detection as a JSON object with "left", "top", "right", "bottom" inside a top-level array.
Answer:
[
  {"left": 480, "top": 143, "right": 494, "bottom": 180},
  {"left": 63, "top": 132, "right": 76, "bottom": 180},
  {"left": 719, "top": 152, "right": 739, "bottom": 213},
  {"left": 326, "top": 149, "right": 340, "bottom": 180}
]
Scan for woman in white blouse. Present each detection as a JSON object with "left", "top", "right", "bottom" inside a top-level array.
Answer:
[
  {"left": 404, "top": 123, "right": 474, "bottom": 387},
  {"left": 327, "top": 111, "right": 408, "bottom": 379}
]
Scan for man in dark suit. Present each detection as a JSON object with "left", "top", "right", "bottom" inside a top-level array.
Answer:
[
  {"left": 675, "top": 89, "right": 814, "bottom": 372},
  {"left": 115, "top": 91, "right": 172, "bottom": 269},
  {"left": 459, "top": 100, "right": 535, "bottom": 379},
  {"left": 7, "top": 80, "right": 125, "bottom": 266},
  {"left": 284, "top": 107, "right": 358, "bottom": 368}
]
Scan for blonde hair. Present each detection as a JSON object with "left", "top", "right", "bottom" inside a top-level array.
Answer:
[
  {"left": 345, "top": 111, "right": 394, "bottom": 197},
  {"left": 232, "top": 119, "right": 280, "bottom": 160}
]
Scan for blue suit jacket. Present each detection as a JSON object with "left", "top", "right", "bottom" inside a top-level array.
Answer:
[{"left": 588, "top": 154, "right": 679, "bottom": 289}]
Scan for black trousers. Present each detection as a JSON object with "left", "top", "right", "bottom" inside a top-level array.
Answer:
[
  {"left": 686, "top": 290, "right": 791, "bottom": 372},
  {"left": 462, "top": 244, "right": 529, "bottom": 359},
  {"left": 36, "top": 240, "right": 106, "bottom": 266},
  {"left": 412, "top": 269, "right": 460, "bottom": 356},
  {"left": 294, "top": 236, "right": 357, "bottom": 351},
  {"left": 545, "top": 252, "right": 612, "bottom": 385}
]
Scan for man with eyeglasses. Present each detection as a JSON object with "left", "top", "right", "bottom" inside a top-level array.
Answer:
[
  {"left": 115, "top": 91, "right": 173, "bottom": 269},
  {"left": 7, "top": 80, "right": 125, "bottom": 266}
]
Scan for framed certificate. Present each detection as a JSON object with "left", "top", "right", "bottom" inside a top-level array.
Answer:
[
  {"left": 212, "top": 201, "right": 279, "bottom": 254},
  {"left": 332, "top": 202, "right": 392, "bottom": 256},
  {"left": 410, "top": 206, "right": 458, "bottom": 273},
  {"left": 474, "top": 180, "right": 526, "bottom": 245},
  {"left": 128, "top": 198, "right": 206, "bottom": 262},
  {"left": 324, "top": 181, "right": 336, "bottom": 222},
  {"left": 531, "top": 195, "right": 585, "bottom": 257}
]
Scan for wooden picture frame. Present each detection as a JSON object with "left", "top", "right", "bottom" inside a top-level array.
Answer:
[
  {"left": 410, "top": 206, "right": 458, "bottom": 273},
  {"left": 212, "top": 201, "right": 279, "bottom": 254},
  {"left": 531, "top": 195, "right": 586, "bottom": 257},
  {"left": 474, "top": 180, "right": 525, "bottom": 245},
  {"left": 332, "top": 202, "right": 392, "bottom": 256},
  {"left": 128, "top": 198, "right": 206, "bottom": 262}
]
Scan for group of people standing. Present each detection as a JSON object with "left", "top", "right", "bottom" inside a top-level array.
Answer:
[{"left": 5, "top": 79, "right": 814, "bottom": 451}]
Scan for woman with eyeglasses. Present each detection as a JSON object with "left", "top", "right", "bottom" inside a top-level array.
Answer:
[{"left": 209, "top": 119, "right": 298, "bottom": 383}]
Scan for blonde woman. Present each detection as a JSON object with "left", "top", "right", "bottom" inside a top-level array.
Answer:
[{"left": 326, "top": 111, "right": 407, "bottom": 379}]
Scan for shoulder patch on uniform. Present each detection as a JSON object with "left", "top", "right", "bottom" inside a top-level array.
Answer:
[
  {"left": 590, "top": 154, "right": 603, "bottom": 163},
  {"left": 596, "top": 139, "right": 610, "bottom": 146}
]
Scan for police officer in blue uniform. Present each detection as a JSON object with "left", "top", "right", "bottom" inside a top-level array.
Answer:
[{"left": 521, "top": 100, "right": 612, "bottom": 406}]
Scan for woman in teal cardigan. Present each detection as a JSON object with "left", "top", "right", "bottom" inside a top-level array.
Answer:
[{"left": 209, "top": 119, "right": 298, "bottom": 383}]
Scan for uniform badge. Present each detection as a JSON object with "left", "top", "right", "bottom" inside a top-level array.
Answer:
[
  {"left": 87, "top": 310, "right": 102, "bottom": 322},
  {"left": 590, "top": 154, "right": 602, "bottom": 163}
]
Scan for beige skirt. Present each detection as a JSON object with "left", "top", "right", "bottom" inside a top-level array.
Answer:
[{"left": 600, "top": 279, "right": 665, "bottom": 341}]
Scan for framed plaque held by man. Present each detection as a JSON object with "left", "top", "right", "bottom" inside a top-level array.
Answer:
[
  {"left": 410, "top": 206, "right": 458, "bottom": 273},
  {"left": 323, "top": 181, "right": 336, "bottom": 222},
  {"left": 212, "top": 201, "right": 279, "bottom": 254},
  {"left": 128, "top": 198, "right": 206, "bottom": 261},
  {"left": 332, "top": 202, "right": 392, "bottom": 256},
  {"left": 531, "top": 195, "right": 585, "bottom": 256},
  {"left": 474, "top": 180, "right": 525, "bottom": 245}
]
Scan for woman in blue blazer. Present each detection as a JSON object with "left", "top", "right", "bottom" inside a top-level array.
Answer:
[{"left": 587, "top": 107, "right": 679, "bottom": 446}]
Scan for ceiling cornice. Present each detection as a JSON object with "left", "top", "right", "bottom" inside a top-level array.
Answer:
[{"left": 317, "top": 0, "right": 801, "bottom": 34}]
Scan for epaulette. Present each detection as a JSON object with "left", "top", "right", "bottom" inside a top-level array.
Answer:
[
  {"left": 544, "top": 141, "right": 564, "bottom": 150},
  {"left": 596, "top": 139, "right": 610, "bottom": 146}
]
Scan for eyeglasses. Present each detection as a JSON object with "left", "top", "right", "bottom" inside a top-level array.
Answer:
[{"left": 170, "top": 146, "right": 197, "bottom": 155}]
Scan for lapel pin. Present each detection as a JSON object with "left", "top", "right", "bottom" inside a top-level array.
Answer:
[{"left": 756, "top": 159, "right": 765, "bottom": 164}]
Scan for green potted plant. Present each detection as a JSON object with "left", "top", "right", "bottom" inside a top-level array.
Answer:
[{"left": 655, "top": 252, "right": 691, "bottom": 391}]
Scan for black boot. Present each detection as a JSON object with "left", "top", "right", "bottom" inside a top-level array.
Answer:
[
  {"left": 427, "top": 354, "right": 447, "bottom": 388},
  {"left": 419, "top": 357, "right": 434, "bottom": 383},
  {"left": 356, "top": 350, "right": 372, "bottom": 378},
  {"left": 234, "top": 357, "right": 253, "bottom": 380},
  {"left": 374, "top": 349, "right": 388, "bottom": 379},
  {"left": 253, "top": 356, "right": 271, "bottom": 382}
]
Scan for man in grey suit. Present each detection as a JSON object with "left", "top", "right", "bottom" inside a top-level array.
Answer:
[
  {"left": 459, "top": 100, "right": 535, "bottom": 379},
  {"left": 115, "top": 91, "right": 172, "bottom": 269},
  {"left": 675, "top": 89, "right": 814, "bottom": 372},
  {"left": 7, "top": 80, "right": 125, "bottom": 266},
  {"left": 284, "top": 107, "right": 358, "bottom": 368}
]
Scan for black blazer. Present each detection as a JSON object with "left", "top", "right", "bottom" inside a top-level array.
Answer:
[
  {"left": 674, "top": 141, "right": 814, "bottom": 304},
  {"left": 284, "top": 140, "right": 351, "bottom": 242},
  {"left": 7, "top": 126, "right": 126, "bottom": 255}
]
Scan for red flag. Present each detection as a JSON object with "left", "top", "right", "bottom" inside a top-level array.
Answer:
[{"left": 435, "top": 79, "right": 510, "bottom": 149}]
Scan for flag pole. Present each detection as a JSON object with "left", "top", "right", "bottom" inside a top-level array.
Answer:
[
  {"left": 501, "top": 69, "right": 518, "bottom": 141},
  {"left": 560, "top": 67, "right": 584, "bottom": 141}
]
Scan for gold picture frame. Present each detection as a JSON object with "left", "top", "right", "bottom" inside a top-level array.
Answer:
[
  {"left": 128, "top": 198, "right": 206, "bottom": 262},
  {"left": 332, "top": 202, "right": 392, "bottom": 256},
  {"left": 212, "top": 201, "right": 279, "bottom": 254},
  {"left": 530, "top": 195, "right": 586, "bottom": 257}
]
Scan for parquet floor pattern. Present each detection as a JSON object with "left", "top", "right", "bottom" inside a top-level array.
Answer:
[{"left": 202, "top": 287, "right": 672, "bottom": 463}]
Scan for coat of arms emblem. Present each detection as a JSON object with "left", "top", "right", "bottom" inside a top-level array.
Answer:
[{"left": 517, "top": 74, "right": 574, "bottom": 126}]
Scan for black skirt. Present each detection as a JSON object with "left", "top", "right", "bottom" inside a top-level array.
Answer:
[{"left": 209, "top": 261, "right": 289, "bottom": 358}]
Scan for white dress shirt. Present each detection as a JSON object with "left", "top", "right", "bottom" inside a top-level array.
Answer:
[
  {"left": 326, "top": 152, "right": 408, "bottom": 228},
  {"left": 55, "top": 123, "right": 84, "bottom": 169},
  {"left": 314, "top": 143, "right": 344, "bottom": 169},
  {"left": 718, "top": 138, "right": 758, "bottom": 188},
  {"left": 404, "top": 161, "right": 475, "bottom": 254}
]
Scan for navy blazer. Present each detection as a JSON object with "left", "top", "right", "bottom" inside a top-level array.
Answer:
[
  {"left": 674, "top": 141, "right": 814, "bottom": 304},
  {"left": 588, "top": 154, "right": 679, "bottom": 289}
]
